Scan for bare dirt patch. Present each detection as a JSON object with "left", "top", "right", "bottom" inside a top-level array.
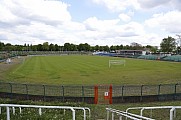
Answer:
[{"left": 0, "top": 57, "right": 23, "bottom": 80}]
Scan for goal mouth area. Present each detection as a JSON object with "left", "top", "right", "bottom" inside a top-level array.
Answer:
[{"left": 109, "top": 60, "right": 126, "bottom": 68}]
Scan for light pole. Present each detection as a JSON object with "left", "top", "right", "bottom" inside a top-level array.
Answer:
[{"left": 176, "top": 34, "right": 181, "bottom": 54}]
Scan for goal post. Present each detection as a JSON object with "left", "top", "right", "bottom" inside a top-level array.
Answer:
[{"left": 109, "top": 60, "right": 126, "bottom": 68}]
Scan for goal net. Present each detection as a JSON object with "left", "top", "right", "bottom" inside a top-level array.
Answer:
[{"left": 109, "top": 60, "right": 125, "bottom": 68}]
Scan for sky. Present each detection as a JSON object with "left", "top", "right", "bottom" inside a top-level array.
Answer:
[{"left": 0, "top": 0, "right": 181, "bottom": 46}]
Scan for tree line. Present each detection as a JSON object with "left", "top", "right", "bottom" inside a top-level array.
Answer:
[
  {"left": 0, "top": 36, "right": 180, "bottom": 54},
  {"left": 0, "top": 42, "right": 156, "bottom": 52}
]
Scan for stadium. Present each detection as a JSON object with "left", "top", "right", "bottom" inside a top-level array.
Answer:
[
  {"left": 1, "top": 0, "right": 181, "bottom": 119},
  {"left": 0, "top": 51, "right": 181, "bottom": 119}
]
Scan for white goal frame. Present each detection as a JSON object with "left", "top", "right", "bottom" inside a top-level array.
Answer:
[{"left": 109, "top": 60, "right": 126, "bottom": 68}]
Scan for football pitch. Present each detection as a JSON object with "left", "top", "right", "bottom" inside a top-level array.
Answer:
[{"left": 2, "top": 55, "right": 181, "bottom": 85}]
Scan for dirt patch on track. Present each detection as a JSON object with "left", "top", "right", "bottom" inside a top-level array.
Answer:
[{"left": 0, "top": 57, "right": 24, "bottom": 80}]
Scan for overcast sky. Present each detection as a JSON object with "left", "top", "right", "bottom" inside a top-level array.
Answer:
[{"left": 0, "top": 0, "right": 181, "bottom": 46}]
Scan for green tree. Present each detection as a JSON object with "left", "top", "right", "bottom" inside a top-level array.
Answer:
[
  {"left": 160, "top": 36, "right": 176, "bottom": 53},
  {"left": 77, "top": 43, "right": 90, "bottom": 51},
  {"left": 43, "top": 42, "right": 49, "bottom": 51},
  {"left": 64, "top": 43, "right": 71, "bottom": 51},
  {"left": 119, "top": 45, "right": 123, "bottom": 50},
  {"left": 99, "top": 46, "right": 103, "bottom": 51},
  {"left": 95, "top": 45, "right": 99, "bottom": 51},
  {"left": 77, "top": 43, "right": 84, "bottom": 51},
  {"left": 55, "top": 44, "right": 60, "bottom": 51},
  {"left": 110, "top": 45, "right": 116, "bottom": 51},
  {"left": 49, "top": 43, "right": 55, "bottom": 51},
  {"left": 103, "top": 45, "right": 110, "bottom": 52},
  {"left": 0, "top": 42, "right": 5, "bottom": 51},
  {"left": 30, "top": 44, "right": 33, "bottom": 51},
  {"left": 23, "top": 43, "right": 27, "bottom": 51},
  {"left": 32, "top": 45, "right": 37, "bottom": 51},
  {"left": 71, "top": 44, "right": 77, "bottom": 51},
  {"left": 84, "top": 43, "right": 90, "bottom": 51},
  {"left": 14, "top": 45, "right": 23, "bottom": 51},
  {"left": 4, "top": 43, "right": 13, "bottom": 51},
  {"left": 146, "top": 45, "right": 157, "bottom": 53},
  {"left": 90, "top": 46, "right": 95, "bottom": 52},
  {"left": 123, "top": 45, "right": 130, "bottom": 50},
  {"left": 37, "top": 44, "right": 43, "bottom": 51}
]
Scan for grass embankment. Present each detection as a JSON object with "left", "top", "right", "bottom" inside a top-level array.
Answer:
[
  {"left": 0, "top": 99, "right": 181, "bottom": 119},
  {"left": 1, "top": 55, "right": 181, "bottom": 85}
]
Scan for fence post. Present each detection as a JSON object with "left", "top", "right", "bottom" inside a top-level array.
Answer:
[
  {"left": 82, "top": 86, "right": 84, "bottom": 102},
  {"left": 43, "top": 85, "right": 46, "bottom": 101},
  {"left": 62, "top": 86, "right": 64, "bottom": 102},
  {"left": 174, "top": 83, "right": 178, "bottom": 100},
  {"left": 94, "top": 85, "right": 98, "bottom": 104},
  {"left": 25, "top": 84, "right": 29, "bottom": 100},
  {"left": 107, "top": 109, "right": 110, "bottom": 120},
  {"left": 122, "top": 86, "right": 124, "bottom": 102},
  {"left": 140, "top": 85, "right": 143, "bottom": 102},
  {"left": 109, "top": 85, "right": 113, "bottom": 104},
  {"left": 6, "top": 107, "right": 10, "bottom": 120},
  {"left": 9, "top": 83, "right": 12, "bottom": 99},
  {"left": 158, "top": 84, "right": 161, "bottom": 101}
]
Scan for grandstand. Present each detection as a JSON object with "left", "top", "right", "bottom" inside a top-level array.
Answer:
[
  {"left": 163, "top": 55, "right": 181, "bottom": 62},
  {"left": 1, "top": 51, "right": 181, "bottom": 63},
  {"left": 137, "top": 55, "right": 161, "bottom": 60},
  {"left": 118, "top": 50, "right": 145, "bottom": 56},
  {"left": 137, "top": 54, "right": 181, "bottom": 62},
  {"left": 93, "top": 51, "right": 181, "bottom": 62}
]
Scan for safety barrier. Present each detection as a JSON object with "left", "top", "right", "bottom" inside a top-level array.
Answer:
[
  {"left": 0, "top": 82, "right": 180, "bottom": 104},
  {"left": 0, "top": 104, "right": 90, "bottom": 120},
  {"left": 106, "top": 108, "right": 154, "bottom": 120},
  {"left": 126, "top": 106, "right": 181, "bottom": 120}
]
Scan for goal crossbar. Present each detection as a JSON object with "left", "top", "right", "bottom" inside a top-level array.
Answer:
[{"left": 109, "top": 60, "right": 125, "bottom": 68}]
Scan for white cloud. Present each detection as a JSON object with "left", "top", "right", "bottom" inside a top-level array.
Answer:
[
  {"left": 16, "top": 0, "right": 71, "bottom": 22},
  {"left": 92, "top": 0, "right": 140, "bottom": 12},
  {"left": 116, "top": 22, "right": 145, "bottom": 37},
  {"left": 0, "top": 0, "right": 73, "bottom": 45},
  {"left": 171, "top": 0, "right": 181, "bottom": 11},
  {"left": 83, "top": 17, "right": 144, "bottom": 38},
  {"left": 119, "top": 13, "right": 131, "bottom": 22},
  {"left": 137, "top": 0, "right": 171, "bottom": 9},
  {"left": 83, "top": 17, "right": 120, "bottom": 31},
  {"left": 81, "top": 16, "right": 148, "bottom": 46},
  {"left": 145, "top": 11, "right": 181, "bottom": 33},
  {"left": 1, "top": 0, "right": 180, "bottom": 47},
  {"left": 0, "top": 0, "right": 71, "bottom": 26}
]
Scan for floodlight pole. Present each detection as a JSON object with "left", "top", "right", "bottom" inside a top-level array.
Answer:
[
  {"left": 176, "top": 34, "right": 181, "bottom": 54},
  {"left": 177, "top": 35, "right": 181, "bottom": 47}
]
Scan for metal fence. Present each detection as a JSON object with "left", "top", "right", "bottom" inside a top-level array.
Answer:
[
  {"left": 0, "top": 104, "right": 91, "bottom": 120},
  {"left": 0, "top": 82, "right": 180, "bottom": 104}
]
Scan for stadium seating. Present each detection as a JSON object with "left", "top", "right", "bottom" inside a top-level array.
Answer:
[
  {"left": 137, "top": 55, "right": 160, "bottom": 60},
  {"left": 163, "top": 55, "right": 181, "bottom": 62}
]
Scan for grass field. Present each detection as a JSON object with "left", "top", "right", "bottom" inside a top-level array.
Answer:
[
  {"left": 0, "top": 55, "right": 181, "bottom": 119},
  {"left": 1, "top": 55, "right": 181, "bottom": 85}
]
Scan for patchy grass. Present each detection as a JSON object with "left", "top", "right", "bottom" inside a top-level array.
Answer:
[
  {"left": 0, "top": 56, "right": 180, "bottom": 119},
  {"left": 1, "top": 55, "right": 181, "bottom": 85}
]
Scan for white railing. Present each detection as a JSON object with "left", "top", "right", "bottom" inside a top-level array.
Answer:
[
  {"left": 0, "top": 104, "right": 90, "bottom": 120},
  {"left": 126, "top": 106, "right": 181, "bottom": 120},
  {"left": 106, "top": 108, "right": 154, "bottom": 120}
]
